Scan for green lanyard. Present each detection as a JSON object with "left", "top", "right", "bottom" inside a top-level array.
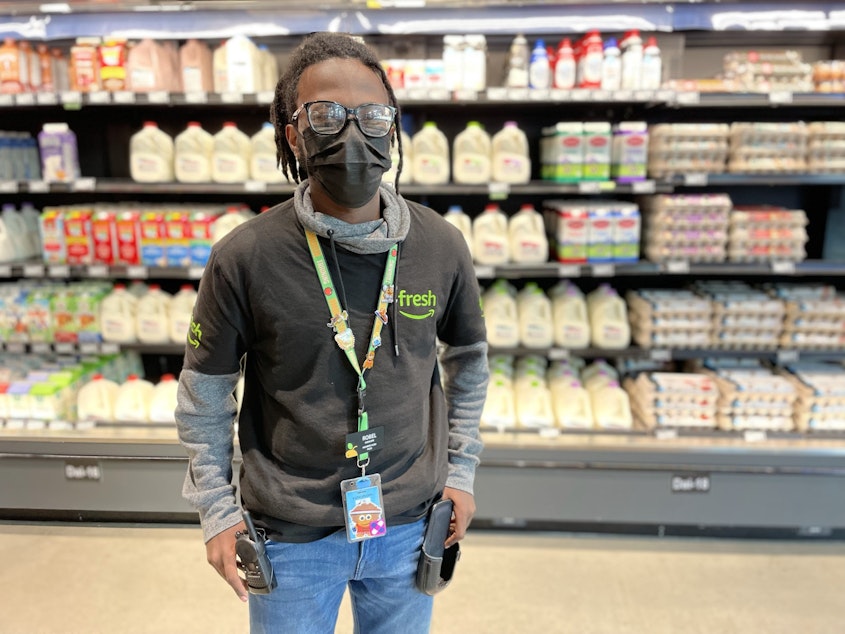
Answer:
[{"left": 305, "top": 230, "right": 398, "bottom": 467}]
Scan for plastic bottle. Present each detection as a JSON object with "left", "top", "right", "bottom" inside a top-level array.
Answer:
[
  {"left": 174, "top": 122, "right": 213, "bottom": 183},
  {"left": 149, "top": 373, "right": 179, "bottom": 423},
  {"left": 472, "top": 203, "right": 509, "bottom": 265},
  {"left": 19, "top": 201, "right": 41, "bottom": 258},
  {"left": 250, "top": 122, "right": 284, "bottom": 183},
  {"left": 51, "top": 48, "right": 69, "bottom": 93},
  {"left": 462, "top": 34, "right": 487, "bottom": 92},
  {"left": 17, "top": 41, "right": 32, "bottom": 93},
  {"left": 0, "top": 38, "right": 23, "bottom": 94},
  {"left": 528, "top": 39, "right": 550, "bottom": 90},
  {"left": 169, "top": 284, "right": 197, "bottom": 343},
  {"left": 640, "top": 36, "right": 663, "bottom": 90},
  {"left": 553, "top": 38, "right": 576, "bottom": 90},
  {"left": 136, "top": 284, "right": 171, "bottom": 344},
  {"left": 36, "top": 44, "right": 52, "bottom": 92},
  {"left": 550, "top": 281, "right": 590, "bottom": 349},
  {"left": 491, "top": 122, "right": 531, "bottom": 185},
  {"left": 0, "top": 205, "right": 23, "bottom": 262},
  {"left": 180, "top": 39, "right": 214, "bottom": 93},
  {"left": 515, "top": 376, "right": 555, "bottom": 429},
  {"left": 211, "top": 206, "right": 253, "bottom": 244},
  {"left": 212, "top": 122, "right": 251, "bottom": 183},
  {"left": 517, "top": 282, "right": 554, "bottom": 348},
  {"left": 258, "top": 45, "right": 279, "bottom": 92},
  {"left": 76, "top": 374, "right": 120, "bottom": 422},
  {"left": 212, "top": 40, "right": 227, "bottom": 93},
  {"left": 442, "top": 35, "right": 465, "bottom": 91},
  {"left": 26, "top": 41, "right": 42, "bottom": 92},
  {"left": 481, "top": 373, "right": 516, "bottom": 429},
  {"left": 587, "top": 284, "right": 631, "bottom": 349},
  {"left": 113, "top": 374, "right": 155, "bottom": 423},
  {"left": 130, "top": 121, "right": 174, "bottom": 183},
  {"left": 550, "top": 378, "right": 594, "bottom": 429},
  {"left": 601, "top": 38, "right": 622, "bottom": 91},
  {"left": 579, "top": 30, "right": 604, "bottom": 89},
  {"left": 505, "top": 34, "right": 529, "bottom": 88},
  {"left": 443, "top": 205, "right": 474, "bottom": 259},
  {"left": 411, "top": 122, "right": 450, "bottom": 185},
  {"left": 100, "top": 284, "right": 137, "bottom": 343},
  {"left": 620, "top": 30, "right": 643, "bottom": 90},
  {"left": 382, "top": 129, "right": 413, "bottom": 186},
  {"left": 225, "top": 35, "right": 262, "bottom": 93},
  {"left": 482, "top": 280, "right": 519, "bottom": 348},
  {"left": 588, "top": 379, "right": 633, "bottom": 429},
  {"left": 508, "top": 203, "right": 548, "bottom": 264},
  {"left": 452, "top": 121, "right": 491, "bottom": 185}
]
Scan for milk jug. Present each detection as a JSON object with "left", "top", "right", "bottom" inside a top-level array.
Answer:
[
  {"left": 169, "top": 284, "right": 197, "bottom": 343},
  {"left": 508, "top": 204, "right": 548, "bottom": 264},
  {"left": 551, "top": 379, "right": 594, "bottom": 429},
  {"left": 250, "top": 122, "right": 284, "bottom": 183},
  {"left": 515, "top": 377, "right": 555, "bottom": 429},
  {"left": 582, "top": 360, "right": 619, "bottom": 392},
  {"left": 114, "top": 374, "right": 155, "bottom": 422},
  {"left": 101, "top": 284, "right": 138, "bottom": 343},
  {"left": 175, "top": 122, "right": 213, "bottom": 183},
  {"left": 136, "top": 284, "right": 171, "bottom": 344},
  {"left": 383, "top": 129, "right": 413, "bottom": 186},
  {"left": 517, "top": 282, "right": 553, "bottom": 348},
  {"left": 259, "top": 45, "right": 279, "bottom": 92},
  {"left": 212, "top": 40, "right": 227, "bottom": 93},
  {"left": 0, "top": 204, "right": 29, "bottom": 260},
  {"left": 411, "top": 122, "right": 450, "bottom": 185},
  {"left": 130, "top": 121, "right": 174, "bottom": 183},
  {"left": 0, "top": 207, "right": 20, "bottom": 262},
  {"left": 443, "top": 205, "right": 474, "bottom": 259},
  {"left": 452, "top": 121, "right": 491, "bottom": 185},
  {"left": 149, "top": 373, "right": 179, "bottom": 423},
  {"left": 587, "top": 284, "right": 631, "bottom": 349},
  {"left": 212, "top": 122, "right": 251, "bottom": 183},
  {"left": 589, "top": 380, "right": 633, "bottom": 429},
  {"left": 77, "top": 373, "right": 120, "bottom": 421},
  {"left": 179, "top": 39, "right": 213, "bottom": 93},
  {"left": 19, "top": 202, "right": 41, "bottom": 259},
  {"left": 472, "top": 203, "right": 509, "bottom": 265},
  {"left": 492, "top": 122, "right": 531, "bottom": 184},
  {"left": 481, "top": 374, "right": 515, "bottom": 429},
  {"left": 482, "top": 280, "right": 519, "bottom": 348},
  {"left": 212, "top": 206, "right": 253, "bottom": 244},
  {"left": 225, "top": 35, "right": 262, "bottom": 93},
  {"left": 550, "top": 281, "right": 590, "bottom": 349}
]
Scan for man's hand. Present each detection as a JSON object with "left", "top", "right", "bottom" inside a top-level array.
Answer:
[
  {"left": 441, "top": 487, "right": 476, "bottom": 548},
  {"left": 206, "top": 522, "right": 249, "bottom": 602}
]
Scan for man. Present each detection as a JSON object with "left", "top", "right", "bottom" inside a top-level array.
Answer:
[{"left": 175, "top": 32, "right": 488, "bottom": 634}]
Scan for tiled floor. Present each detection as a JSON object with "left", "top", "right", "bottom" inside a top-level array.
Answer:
[{"left": 1, "top": 522, "right": 844, "bottom": 633}]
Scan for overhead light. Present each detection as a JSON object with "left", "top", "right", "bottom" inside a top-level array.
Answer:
[{"left": 39, "top": 2, "right": 71, "bottom": 12}]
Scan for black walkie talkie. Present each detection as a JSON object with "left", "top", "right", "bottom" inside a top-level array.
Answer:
[{"left": 235, "top": 510, "right": 277, "bottom": 594}]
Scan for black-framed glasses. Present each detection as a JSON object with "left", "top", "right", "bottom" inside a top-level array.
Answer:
[{"left": 292, "top": 101, "right": 396, "bottom": 138}]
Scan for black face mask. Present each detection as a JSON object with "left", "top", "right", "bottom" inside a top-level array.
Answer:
[{"left": 301, "top": 122, "right": 392, "bottom": 209}]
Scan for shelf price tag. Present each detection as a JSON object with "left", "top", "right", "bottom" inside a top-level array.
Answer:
[
  {"left": 538, "top": 428, "right": 560, "bottom": 439},
  {"left": 88, "top": 91, "right": 110, "bottom": 104},
  {"left": 27, "top": 180, "right": 49, "bottom": 193},
  {"left": 634, "top": 90, "right": 654, "bottom": 102},
  {"left": 127, "top": 265, "right": 148, "bottom": 279},
  {"left": 393, "top": 88, "right": 408, "bottom": 101},
  {"left": 474, "top": 265, "right": 495, "bottom": 279},
  {"left": 54, "top": 343, "right": 75, "bottom": 354},
  {"left": 71, "top": 178, "right": 97, "bottom": 191},
  {"left": 101, "top": 343, "right": 120, "bottom": 355},
  {"left": 655, "top": 428, "right": 679, "bottom": 441},
  {"left": 244, "top": 180, "right": 268, "bottom": 193},
  {"left": 570, "top": 89, "right": 590, "bottom": 101},
  {"left": 486, "top": 87, "right": 508, "bottom": 101},
  {"left": 15, "top": 93, "right": 35, "bottom": 106},
  {"left": 0, "top": 181, "right": 18, "bottom": 193},
  {"left": 665, "top": 260, "right": 691, "bottom": 274},
  {"left": 5, "top": 342, "right": 25, "bottom": 354},
  {"left": 407, "top": 88, "right": 428, "bottom": 101},
  {"left": 528, "top": 89, "right": 549, "bottom": 101},
  {"left": 771, "top": 261, "right": 796, "bottom": 274},
  {"left": 0, "top": 94, "right": 13, "bottom": 106},
  {"left": 87, "top": 265, "right": 109, "bottom": 278},
  {"left": 549, "top": 89, "right": 570, "bottom": 102},
  {"left": 548, "top": 348, "right": 570, "bottom": 361},
  {"left": 427, "top": 88, "right": 450, "bottom": 101},
  {"left": 148, "top": 91, "right": 170, "bottom": 104},
  {"left": 79, "top": 343, "right": 99, "bottom": 354},
  {"left": 676, "top": 91, "right": 700, "bottom": 105},
  {"left": 632, "top": 180, "right": 656, "bottom": 194},
  {"left": 488, "top": 182, "right": 509, "bottom": 200},
  {"left": 113, "top": 91, "right": 136, "bottom": 104},
  {"left": 683, "top": 173, "right": 708, "bottom": 187},
  {"left": 769, "top": 91, "right": 793, "bottom": 104},
  {"left": 48, "top": 265, "right": 71, "bottom": 278},
  {"left": 454, "top": 89, "right": 479, "bottom": 102},
  {"left": 650, "top": 349, "right": 673, "bottom": 362},
  {"left": 188, "top": 266, "right": 205, "bottom": 279},
  {"left": 31, "top": 342, "right": 51, "bottom": 354},
  {"left": 743, "top": 430, "right": 767, "bottom": 443},
  {"left": 36, "top": 92, "right": 58, "bottom": 106},
  {"left": 776, "top": 350, "right": 800, "bottom": 365},
  {"left": 591, "top": 90, "right": 610, "bottom": 101},
  {"left": 578, "top": 181, "right": 602, "bottom": 194},
  {"left": 184, "top": 91, "right": 208, "bottom": 104},
  {"left": 221, "top": 92, "right": 244, "bottom": 104},
  {"left": 591, "top": 264, "right": 614, "bottom": 277},
  {"left": 256, "top": 91, "right": 275, "bottom": 104},
  {"left": 60, "top": 91, "right": 82, "bottom": 106},
  {"left": 506, "top": 88, "right": 528, "bottom": 101},
  {"left": 0, "top": 265, "right": 11, "bottom": 277},
  {"left": 613, "top": 90, "right": 634, "bottom": 101},
  {"left": 23, "top": 264, "right": 44, "bottom": 277},
  {"left": 557, "top": 264, "right": 581, "bottom": 278}
]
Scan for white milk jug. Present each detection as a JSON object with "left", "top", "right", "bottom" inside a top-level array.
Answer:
[
  {"left": 551, "top": 380, "right": 594, "bottom": 429},
  {"left": 515, "top": 375, "right": 555, "bottom": 429},
  {"left": 175, "top": 122, "right": 213, "bottom": 183},
  {"left": 212, "top": 122, "right": 251, "bottom": 183},
  {"left": 443, "top": 205, "right": 474, "bottom": 259},
  {"left": 411, "top": 122, "right": 450, "bottom": 185},
  {"left": 169, "top": 284, "right": 197, "bottom": 343},
  {"left": 550, "top": 281, "right": 590, "bottom": 349},
  {"left": 472, "top": 203, "right": 509, "bottom": 265},
  {"left": 452, "top": 121, "right": 491, "bottom": 185},
  {"left": 482, "top": 280, "right": 519, "bottom": 348},
  {"left": 492, "top": 121, "right": 531, "bottom": 184},
  {"left": 114, "top": 374, "right": 155, "bottom": 422},
  {"left": 589, "top": 381, "right": 633, "bottom": 429},
  {"left": 136, "top": 284, "right": 171, "bottom": 344},
  {"left": 130, "top": 121, "right": 174, "bottom": 183},
  {"left": 149, "top": 373, "right": 179, "bottom": 423},
  {"left": 383, "top": 129, "right": 413, "bottom": 186},
  {"left": 517, "top": 282, "right": 554, "bottom": 348},
  {"left": 101, "top": 284, "right": 138, "bottom": 343},
  {"left": 225, "top": 35, "right": 262, "bottom": 94},
  {"left": 76, "top": 374, "right": 120, "bottom": 422},
  {"left": 481, "top": 375, "right": 516, "bottom": 429},
  {"left": 587, "top": 284, "right": 631, "bottom": 349},
  {"left": 250, "top": 122, "right": 284, "bottom": 183},
  {"left": 508, "top": 204, "right": 548, "bottom": 264},
  {"left": 212, "top": 206, "right": 253, "bottom": 244}
]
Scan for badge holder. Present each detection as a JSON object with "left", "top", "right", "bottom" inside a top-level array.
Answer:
[
  {"left": 415, "top": 498, "right": 461, "bottom": 596},
  {"left": 341, "top": 472, "right": 387, "bottom": 543}
]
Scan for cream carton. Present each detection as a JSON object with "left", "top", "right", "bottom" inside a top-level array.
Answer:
[
  {"left": 613, "top": 203, "right": 641, "bottom": 263},
  {"left": 612, "top": 121, "right": 649, "bottom": 182},
  {"left": 549, "top": 202, "right": 588, "bottom": 264},
  {"left": 91, "top": 209, "right": 116, "bottom": 265},
  {"left": 543, "top": 122, "right": 583, "bottom": 182},
  {"left": 139, "top": 211, "right": 167, "bottom": 267},
  {"left": 63, "top": 207, "right": 94, "bottom": 264},
  {"left": 38, "top": 123, "right": 80, "bottom": 183},
  {"left": 114, "top": 209, "right": 141, "bottom": 265},
  {"left": 189, "top": 211, "right": 216, "bottom": 267},
  {"left": 39, "top": 207, "right": 66, "bottom": 264},
  {"left": 165, "top": 210, "right": 191, "bottom": 268},
  {"left": 582, "top": 122, "right": 612, "bottom": 181},
  {"left": 587, "top": 206, "right": 614, "bottom": 263}
]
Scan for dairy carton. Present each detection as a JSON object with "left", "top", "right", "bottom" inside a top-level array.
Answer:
[
  {"left": 613, "top": 203, "right": 641, "bottom": 263},
  {"left": 91, "top": 209, "right": 116, "bottom": 265},
  {"left": 189, "top": 210, "right": 217, "bottom": 267},
  {"left": 64, "top": 207, "right": 94, "bottom": 264},
  {"left": 139, "top": 211, "right": 166, "bottom": 267},
  {"left": 51, "top": 289, "right": 79, "bottom": 343},
  {"left": 38, "top": 123, "right": 80, "bottom": 183},
  {"left": 543, "top": 123, "right": 582, "bottom": 182},
  {"left": 114, "top": 209, "right": 141, "bottom": 265},
  {"left": 587, "top": 206, "right": 614, "bottom": 263},
  {"left": 548, "top": 202, "right": 588, "bottom": 264},
  {"left": 582, "top": 122, "right": 612, "bottom": 181},
  {"left": 165, "top": 210, "right": 191, "bottom": 268},
  {"left": 612, "top": 121, "right": 649, "bottom": 182}
]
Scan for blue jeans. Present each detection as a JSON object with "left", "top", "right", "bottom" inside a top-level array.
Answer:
[{"left": 249, "top": 518, "right": 432, "bottom": 634}]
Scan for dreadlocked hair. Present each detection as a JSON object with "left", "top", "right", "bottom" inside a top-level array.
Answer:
[{"left": 270, "top": 32, "right": 404, "bottom": 193}]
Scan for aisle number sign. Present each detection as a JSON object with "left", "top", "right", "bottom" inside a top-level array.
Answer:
[
  {"left": 64, "top": 459, "right": 103, "bottom": 482},
  {"left": 671, "top": 473, "right": 711, "bottom": 493}
]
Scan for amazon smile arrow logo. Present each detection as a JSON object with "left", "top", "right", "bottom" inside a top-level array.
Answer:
[{"left": 400, "top": 309, "right": 435, "bottom": 320}]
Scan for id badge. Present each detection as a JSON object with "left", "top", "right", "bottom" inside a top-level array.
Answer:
[{"left": 340, "top": 473, "right": 387, "bottom": 543}]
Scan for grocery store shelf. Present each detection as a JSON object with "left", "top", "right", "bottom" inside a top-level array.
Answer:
[
  {"left": 489, "top": 346, "right": 845, "bottom": 364},
  {"left": 480, "top": 425, "right": 845, "bottom": 443},
  {"left": 0, "top": 261, "right": 205, "bottom": 280},
  {"left": 0, "top": 341, "right": 185, "bottom": 356},
  {"left": 666, "top": 173, "right": 845, "bottom": 187},
  {"left": 669, "top": 92, "right": 845, "bottom": 108}
]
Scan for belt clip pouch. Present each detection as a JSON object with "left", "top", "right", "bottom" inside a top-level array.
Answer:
[{"left": 415, "top": 498, "right": 461, "bottom": 596}]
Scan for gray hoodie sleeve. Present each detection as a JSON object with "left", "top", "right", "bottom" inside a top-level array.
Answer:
[
  {"left": 438, "top": 340, "right": 489, "bottom": 495},
  {"left": 175, "top": 368, "right": 242, "bottom": 543}
]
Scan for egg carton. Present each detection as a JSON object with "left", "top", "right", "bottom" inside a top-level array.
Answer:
[
  {"left": 642, "top": 194, "right": 733, "bottom": 213},
  {"left": 650, "top": 123, "right": 731, "bottom": 139},
  {"left": 731, "top": 209, "right": 808, "bottom": 226},
  {"left": 780, "top": 333, "right": 845, "bottom": 348},
  {"left": 717, "top": 415, "right": 795, "bottom": 431},
  {"left": 647, "top": 227, "right": 729, "bottom": 243},
  {"left": 729, "top": 226, "right": 808, "bottom": 243},
  {"left": 633, "top": 332, "right": 713, "bottom": 349},
  {"left": 715, "top": 315, "right": 784, "bottom": 330},
  {"left": 783, "top": 320, "right": 845, "bottom": 333},
  {"left": 795, "top": 417, "right": 845, "bottom": 432},
  {"left": 728, "top": 159, "right": 808, "bottom": 174},
  {"left": 727, "top": 248, "right": 807, "bottom": 263},
  {"left": 710, "top": 298, "right": 785, "bottom": 315},
  {"left": 807, "top": 122, "right": 845, "bottom": 138},
  {"left": 627, "top": 290, "right": 713, "bottom": 314},
  {"left": 644, "top": 245, "right": 726, "bottom": 263},
  {"left": 785, "top": 299, "right": 845, "bottom": 317},
  {"left": 768, "top": 284, "right": 838, "bottom": 301},
  {"left": 629, "top": 405, "right": 718, "bottom": 429},
  {"left": 642, "top": 216, "right": 730, "bottom": 231},
  {"left": 631, "top": 314, "right": 714, "bottom": 329}
]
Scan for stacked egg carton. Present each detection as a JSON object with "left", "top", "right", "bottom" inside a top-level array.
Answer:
[
  {"left": 694, "top": 281, "right": 785, "bottom": 350},
  {"left": 647, "top": 124, "right": 730, "bottom": 178},
  {"left": 701, "top": 361, "right": 797, "bottom": 431},
  {"left": 624, "top": 371, "right": 719, "bottom": 429},
  {"left": 723, "top": 50, "right": 813, "bottom": 93},
  {"left": 640, "top": 194, "right": 731, "bottom": 263},
  {"left": 728, "top": 122, "right": 808, "bottom": 173},
  {"left": 807, "top": 122, "right": 845, "bottom": 172},
  {"left": 728, "top": 206, "right": 808, "bottom": 262},
  {"left": 767, "top": 284, "right": 845, "bottom": 350},
  {"left": 627, "top": 289, "right": 713, "bottom": 349},
  {"left": 778, "top": 362, "right": 845, "bottom": 432}
]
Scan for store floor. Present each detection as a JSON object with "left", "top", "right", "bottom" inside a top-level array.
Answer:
[{"left": 1, "top": 522, "right": 844, "bottom": 634}]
